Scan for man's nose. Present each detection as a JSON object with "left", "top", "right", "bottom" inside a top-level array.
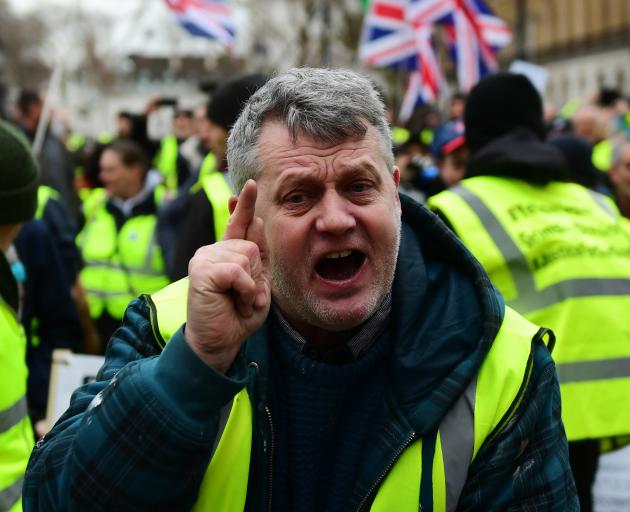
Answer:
[{"left": 315, "top": 191, "right": 356, "bottom": 235}]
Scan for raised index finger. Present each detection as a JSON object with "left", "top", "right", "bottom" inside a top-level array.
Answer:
[{"left": 223, "top": 179, "right": 258, "bottom": 241}]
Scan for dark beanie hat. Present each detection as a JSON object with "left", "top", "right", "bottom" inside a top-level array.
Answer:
[
  {"left": 464, "top": 72, "right": 546, "bottom": 154},
  {"left": 0, "top": 121, "right": 39, "bottom": 225},
  {"left": 207, "top": 73, "right": 268, "bottom": 131}
]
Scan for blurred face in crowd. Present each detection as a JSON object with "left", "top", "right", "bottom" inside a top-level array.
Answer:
[
  {"left": 117, "top": 115, "right": 133, "bottom": 138},
  {"left": 199, "top": 117, "right": 228, "bottom": 156},
  {"left": 610, "top": 143, "right": 630, "bottom": 200},
  {"left": 173, "top": 112, "right": 193, "bottom": 140},
  {"left": 438, "top": 145, "right": 468, "bottom": 187},
  {"left": 254, "top": 120, "right": 402, "bottom": 341},
  {"left": 572, "top": 106, "right": 605, "bottom": 144},
  {"left": 99, "top": 148, "right": 143, "bottom": 200},
  {"left": 19, "top": 99, "right": 43, "bottom": 133},
  {"left": 449, "top": 98, "right": 465, "bottom": 120}
]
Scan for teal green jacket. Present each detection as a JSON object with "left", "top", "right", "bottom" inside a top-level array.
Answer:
[{"left": 24, "top": 195, "right": 577, "bottom": 510}]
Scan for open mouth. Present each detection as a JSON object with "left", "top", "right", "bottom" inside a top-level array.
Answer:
[{"left": 315, "top": 250, "right": 366, "bottom": 281}]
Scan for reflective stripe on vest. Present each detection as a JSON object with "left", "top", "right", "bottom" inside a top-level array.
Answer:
[
  {"left": 0, "top": 296, "right": 34, "bottom": 512},
  {"left": 198, "top": 153, "right": 217, "bottom": 183},
  {"left": 77, "top": 190, "right": 169, "bottom": 319},
  {"left": 154, "top": 135, "right": 179, "bottom": 191},
  {"left": 148, "top": 279, "right": 540, "bottom": 511},
  {"left": 429, "top": 176, "right": 630, "bottom": 440},
  {"left": 35, "top": 185, "right": 60, "bottom": 220}
]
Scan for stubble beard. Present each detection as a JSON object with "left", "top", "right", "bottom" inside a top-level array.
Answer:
[{"left": 270, "top": 221, "right": 401, "bottom": 332}]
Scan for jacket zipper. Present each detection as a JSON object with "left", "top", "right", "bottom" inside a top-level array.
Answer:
[
  {"left": 265, "top": 405, "right": 275, "bottom": 512},
  {"left": 354, "top": 432, "right": 417, "bottom": 512}
]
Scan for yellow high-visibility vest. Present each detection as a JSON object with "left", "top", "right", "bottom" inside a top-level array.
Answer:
[
  {"left": 593, "top": 139, "right": 613, "bottom": 172},
  {"left": 147, "top": 278, "right": 544, "bottom": 511},
  {"left": 154, "top": 135, "right": 179, "bottom": 191},
  {"left": 0, "top": 294, "right": 35, "bottom": 512},
  {"left": 190, "top": 155, "right": 232, "bottom": 241},
  {"left": 77, "top": 188, "right": 170, "bottom": 320},
  {"left": 34, "top": 185, "right": 60, "bottom": 220},
  {"left": 429, "top": 175, "right": 630, "bottom": 441}
]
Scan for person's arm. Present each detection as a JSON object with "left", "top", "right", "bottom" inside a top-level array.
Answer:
[
  {"left": 23, "top": 297, "right": 248, "bottom": 512},
  {"left": 458, "top": 342, "right": 579, "bottom": 511}
]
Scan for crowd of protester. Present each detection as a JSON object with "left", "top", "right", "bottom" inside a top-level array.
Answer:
[{"left": 2, "top": 71, "right": 630, "bottom": 510}]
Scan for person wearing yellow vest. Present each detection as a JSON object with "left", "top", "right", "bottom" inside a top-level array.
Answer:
[
  {"left": 0, "top": 121, "right": 38, "bottom": 512},
  {"left": 77, "top": 139, "right": 170, "bottom": 349},
  {"left": 24, "top": 68, "right": 577, "bottom": 511},
  {"left": 609, "top": 139, "right": 630, "bottom": 219},
  {"left": 429, "top": 72, "right": 630, "bottom": 512},
  {"left": 171, "top": 74, "right": 268, "bottom": 280},
  {"left": 153, "top": 109, "right": 194, "bottom": 192}
]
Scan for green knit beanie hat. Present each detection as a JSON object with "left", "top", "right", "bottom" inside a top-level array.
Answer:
[{"left": 0, "top": 120, "right": 39, "bottom": 225}]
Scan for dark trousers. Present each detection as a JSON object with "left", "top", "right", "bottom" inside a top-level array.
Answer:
[{"left": 568, "top": 439, "right": 600, "bottom": 512}]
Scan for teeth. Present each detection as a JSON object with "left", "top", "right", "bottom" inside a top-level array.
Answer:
[{"left": 325, "top": 250, "right": 352, "bottom": 259}]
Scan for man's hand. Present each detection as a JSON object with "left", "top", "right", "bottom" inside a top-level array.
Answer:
[{"left": 185, "top": 180, "right": 271, "bottom": 373}]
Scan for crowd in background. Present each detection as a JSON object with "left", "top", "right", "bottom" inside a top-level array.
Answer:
[{"left": 3, "top": 76, "right": 630, "bottom": 437}]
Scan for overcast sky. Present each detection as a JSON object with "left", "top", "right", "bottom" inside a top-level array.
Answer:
[{"left": 8, "top": 0, "right": 139, "bottom": 16}]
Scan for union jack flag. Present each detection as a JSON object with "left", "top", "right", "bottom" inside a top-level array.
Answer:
[
  {"left": 359, "top": 0, "right": 445, "bottom": 121},
  {"left": 436, "top": 0, "right": 512, "bottom": 91},
  {"left": 165, "top": 0, "right": 236, "bottom": 50}
]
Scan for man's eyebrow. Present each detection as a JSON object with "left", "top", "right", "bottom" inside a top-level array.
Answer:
[{"left": 338, "top": 160, "right": 383, "bottom": 182}]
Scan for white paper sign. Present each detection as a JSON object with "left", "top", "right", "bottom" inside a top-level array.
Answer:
[
  {"left": 509, "top": 60, "right": 549, "bottom": 95},
  {"left": 46, "top": 349, "right": 105, "bottom": 426}
]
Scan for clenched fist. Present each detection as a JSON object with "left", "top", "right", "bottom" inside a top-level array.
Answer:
[{"left": 185, "top": 180, "right": 271, "bottom": 373}]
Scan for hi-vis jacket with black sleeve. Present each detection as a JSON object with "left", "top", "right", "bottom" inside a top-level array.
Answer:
[
  {"left": 23, "top": 195, "right": 578, "bottom": 511},
  {"left": 429, "top": 128, "right": 630, "bottom": 443}
]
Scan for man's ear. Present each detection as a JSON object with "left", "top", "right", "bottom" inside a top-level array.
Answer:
[
  {"left": 392, "top": 166, "right": 401, "bottom": 190},
  {"left": 228, "top": 196, "right": 238, "bottom": 214},
  {"left": 392, "top": 166, "right": 401, "bottom": 208}
]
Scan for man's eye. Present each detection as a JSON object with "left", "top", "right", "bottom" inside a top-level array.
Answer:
[
  {"left": 288, "top": 194, "right": 305, "bottom": 204},
  {"left": 350, "top": 182, "right": 369, "bottom": 193}
]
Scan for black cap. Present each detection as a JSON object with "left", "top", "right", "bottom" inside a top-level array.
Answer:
[
  {"left": 206, "top": 74, "right": 268, "bottom": 131},
  {"left": 464, "top": 72, "right": 545, "bottom": 155}
]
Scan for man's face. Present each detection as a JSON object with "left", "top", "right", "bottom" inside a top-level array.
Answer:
[
  {"left": 255, "top": 121, "right": 401, "bottom": 336},
  {"left": 610, "top": 144, "right": 630, "bottom": 199},
  {"left": 173, "top": 114, "right": 193, "bottom": 140},
  {"left": 199, "top": 118, "right": 228, "bottom": 154},
  {"left": 99, "top": 149, "right": 142, "bottom": 200}
]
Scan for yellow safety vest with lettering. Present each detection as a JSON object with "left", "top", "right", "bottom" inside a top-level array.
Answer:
[
  {"left": 190, "top": 155, "right": 232, "bottom": 241},
  {"left": 154, "top": 135, "right": 179, "bottom": 191},
  {"left": 429, "top": 176, "right": 630, "bottom": 441},
  {"left": 0, "top": 296, "right": 35, "bottom": 512},
  {"left": 78, "top": 188, "right": 170, "bottom": 320},
  {"left": 148, "top": 278, "right": 543, "bottom": 511}
]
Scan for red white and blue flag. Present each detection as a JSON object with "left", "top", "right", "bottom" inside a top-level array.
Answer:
[
  {"left": 438, "top": 0, "right": 512, "bottom": 91},
  {"left": 359, "top": 0, "right": 511, "bottom": 119},
  {"left": 165, "top": 0, "right": 236, "bottom": 50},
  {"left": 359, "top": 0, "right": 445, "bottom": 121}
]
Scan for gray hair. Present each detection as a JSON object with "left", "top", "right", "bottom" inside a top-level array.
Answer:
[{"left": 227, "top": 67, "right": 394, "bottom": 193}]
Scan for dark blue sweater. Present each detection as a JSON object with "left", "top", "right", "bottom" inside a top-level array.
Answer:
[{"left": 269, "top": 317, "right": 390, "bottom": 512}]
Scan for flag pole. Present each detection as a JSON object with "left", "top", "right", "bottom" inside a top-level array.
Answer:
[{"left": 32, "top": 0, "right": 83, "bottom": 156}]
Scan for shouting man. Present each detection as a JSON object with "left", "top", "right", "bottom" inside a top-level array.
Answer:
[{"left": 24, "top": 68, "right": 576, "bottom": 511}]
